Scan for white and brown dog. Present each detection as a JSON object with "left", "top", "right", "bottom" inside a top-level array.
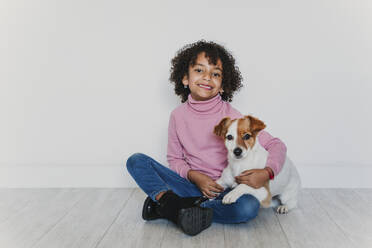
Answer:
[{"left": 214, "top": 115, "right": 301, "bottom": 214}]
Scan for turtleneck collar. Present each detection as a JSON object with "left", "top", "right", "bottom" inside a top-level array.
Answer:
[{"left": 187, "top": 93, "right": 223, "bottom": 115}]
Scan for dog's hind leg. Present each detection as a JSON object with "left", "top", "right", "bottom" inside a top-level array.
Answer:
[
  {"left": 276, "top": 197, "right": 298, "bottom": 214},
  {"left": 276, "top": 188, "right": 299, "bottom": 214},
  {"left": 276, "top": 175, "right": 301, "bottom": 214}
]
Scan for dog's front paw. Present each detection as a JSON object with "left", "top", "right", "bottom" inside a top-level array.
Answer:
[
  {"left": 222, "top": 191, "right": 241, "bottom": 204},
  {"left": 276, "top": 205, "right": 288, "bottom": 214}
]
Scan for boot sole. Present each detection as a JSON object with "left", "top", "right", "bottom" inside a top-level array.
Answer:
[{"left": 177, "top": 207, "right": 213, "bottom": 236}]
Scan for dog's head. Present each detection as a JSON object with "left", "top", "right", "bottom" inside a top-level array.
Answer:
[{"left": 214, "top": 115, "right": 266, "bottom": 160}]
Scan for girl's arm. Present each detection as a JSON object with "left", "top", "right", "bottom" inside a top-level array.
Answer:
[
  {"left": 257, "top": 130, "right": 287, "bottom": 176},
  {"left": 166, "top": 113, "right": 191, "bottom": 179}
]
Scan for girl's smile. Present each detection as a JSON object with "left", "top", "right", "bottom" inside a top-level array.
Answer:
[{"left": 182, "top": 52, "right": 224, "bottom": 101}]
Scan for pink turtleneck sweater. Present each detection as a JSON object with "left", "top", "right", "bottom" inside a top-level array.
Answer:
[{"left": 167, "top": 93, "right": 287, "bottom": 181}]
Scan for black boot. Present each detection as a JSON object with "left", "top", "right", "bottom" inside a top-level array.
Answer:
[
  {"left": 142, "top": 192, "right": 207, "bottom": 221},
  {"left": 142, "top": 196, "right": 162, "bottom": 221},
  {"left": 143, "top": 191, "right": 213, "bottom": 236}
]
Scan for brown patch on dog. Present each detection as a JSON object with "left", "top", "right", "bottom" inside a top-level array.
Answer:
[
  {"left": 245, "top": 115, "right": 266, "bottom": 133},
  {"left": 260, "top": 181, "right": 272, "bottom": 208},
  {"left": 237, "top": 118, "right": 252, "bottom": 150},
  {"left": 214, "top": 117, "right": 233, "bottom": 139},
  {"left": 237, "top": 115, "right": 266, "bottom": 150}
]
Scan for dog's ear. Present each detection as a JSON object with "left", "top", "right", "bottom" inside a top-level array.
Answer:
[
  {"left": 214, "top": 117, "right": 231, "bottom": 138},
  {"left": 245, "top": 115, "right": 266, "bottom": 133}
]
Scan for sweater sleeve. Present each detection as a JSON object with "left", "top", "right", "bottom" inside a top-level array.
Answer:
[
  {"left": 257, "top": 130, "right": 287, "bottom": 176},
  {"left": 166, "top": 113, "right": 191, "bottom": 179}
]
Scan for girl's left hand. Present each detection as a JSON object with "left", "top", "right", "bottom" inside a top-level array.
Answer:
[{"left": 235, "top": 169, "right": 269, "bottom": 189}]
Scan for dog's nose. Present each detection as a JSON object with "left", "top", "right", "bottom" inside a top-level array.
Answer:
[{"left": 233, "top": 147, "right": 242, "bottom": 156}]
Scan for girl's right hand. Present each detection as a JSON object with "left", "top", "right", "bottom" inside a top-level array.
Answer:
[{"left": 187, "top": 170, "right": 224, "bottom": 198}]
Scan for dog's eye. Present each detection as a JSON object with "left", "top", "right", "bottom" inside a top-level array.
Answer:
[
  {"left": 226, "top": 135, "right": 233, "bottom": 140},
  {"left": 242, "top": 134, "right": 251, "bottom": 140}
]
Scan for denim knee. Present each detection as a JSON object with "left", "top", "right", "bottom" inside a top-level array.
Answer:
[
  {"left": 126, "top": 152, "right": 148, "bottom": 174},
  {"left": 232, "top": 194, "right": 260, "bottom": 223}
]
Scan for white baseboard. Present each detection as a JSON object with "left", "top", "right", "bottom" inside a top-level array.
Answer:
[{"left": 0, "top": 164, "right": 371, "bottom": 188}]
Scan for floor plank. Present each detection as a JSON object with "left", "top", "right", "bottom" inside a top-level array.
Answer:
[
  {"left": 0, "top": 189, "right": 86, "bottom": 248},
  {"left": 276, "top": 189, "right": 357, "bottom": 248},
  {"left": 1, "top": 188, "right": 371, "bottom": 248},
  {"left": 223, "top": 206, "right": 290, "bottom": 248},
  {"left": 352, "top": 188, "right": 372, "bottom": 206},
  {"left": 310, "top": 189, "right": 372, "bottom": 248},
  {"left": 32, "top": 189, "right": 133, "bottom": 248},
  {"left": 160, "top": 215, "right": 225, "bottom": 248},
  {"left": 96, "top": 189, "right": 169, "bottom": 248},
  {"left": 0, "top": 189, "right": 51, "bottom": 224}
]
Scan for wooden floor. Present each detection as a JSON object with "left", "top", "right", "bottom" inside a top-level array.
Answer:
[{"left": 0, "top": 188, "right": 371, "bottom": 248}]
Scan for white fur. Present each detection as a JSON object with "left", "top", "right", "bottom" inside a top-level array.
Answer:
[{"left": 216, "top": 123, "right": 301, "bottom": 214}]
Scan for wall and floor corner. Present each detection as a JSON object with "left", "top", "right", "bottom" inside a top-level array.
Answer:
[{"left": 1, "top": 0, "right": 371, "bottom": 188}]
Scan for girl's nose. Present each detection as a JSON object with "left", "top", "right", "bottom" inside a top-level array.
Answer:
[{"left": 203, "top": 72, "right": 211, "bottom": 81}]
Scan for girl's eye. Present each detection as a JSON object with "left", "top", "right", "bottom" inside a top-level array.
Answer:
[
  {"left": 213, "top": 73, "right": 221, "bottom": 77},
  {"left": 242, "top": 134, "right": 251, "bottom": 140},
  {"left": 195, "top": 69, "right": 202, "bottom": 73},
  {"left": 226, "top": 135, "right": 233, "bottom": 140}
]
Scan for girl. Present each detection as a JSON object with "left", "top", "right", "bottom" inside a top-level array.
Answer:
[{"left": 126, "top": 40, "right": 286, "bottom": 236}]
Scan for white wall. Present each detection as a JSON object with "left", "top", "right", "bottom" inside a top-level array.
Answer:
[{"left": 1, "top": 0, "right": 371, "bottom": 187}]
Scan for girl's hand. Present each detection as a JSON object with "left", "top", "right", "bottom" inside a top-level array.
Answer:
[
  {"left": 235, "top": 169, "right": 269, "bottom": 189},
  {"left": 187, "top": 170, "right": 224, "bottom": 198}
]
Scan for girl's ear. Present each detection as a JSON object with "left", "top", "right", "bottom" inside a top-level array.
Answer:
[
  {"left": 214, "top": 117, "right": 231, "bottom": 138},
  {"left": 245, "top": 115, "right": 266, "bottom": 133},
  {"left": 182, "top": 74, "right": 188, "bottom": 86}
]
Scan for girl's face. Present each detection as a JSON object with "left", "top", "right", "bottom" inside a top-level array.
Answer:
[{"left": 182, "top": 52, "right": 224, "bottom": 101}]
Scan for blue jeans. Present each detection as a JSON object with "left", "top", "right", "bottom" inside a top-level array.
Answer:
[{"left": 126, "top": 153, "right": 260, "bottom": 224}]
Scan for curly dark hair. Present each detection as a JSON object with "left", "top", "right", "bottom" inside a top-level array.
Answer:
[{"left": 169, "top": 40, "right": 243, "bottom": 103}]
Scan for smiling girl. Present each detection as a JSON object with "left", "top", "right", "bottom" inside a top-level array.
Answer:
[{"left": 126, "top": 40, "right": 286, "bottom": 236}]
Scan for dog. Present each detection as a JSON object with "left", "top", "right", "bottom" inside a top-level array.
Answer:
[{"left": 213, "top": 115, "right": 301, "bottom": 214}]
